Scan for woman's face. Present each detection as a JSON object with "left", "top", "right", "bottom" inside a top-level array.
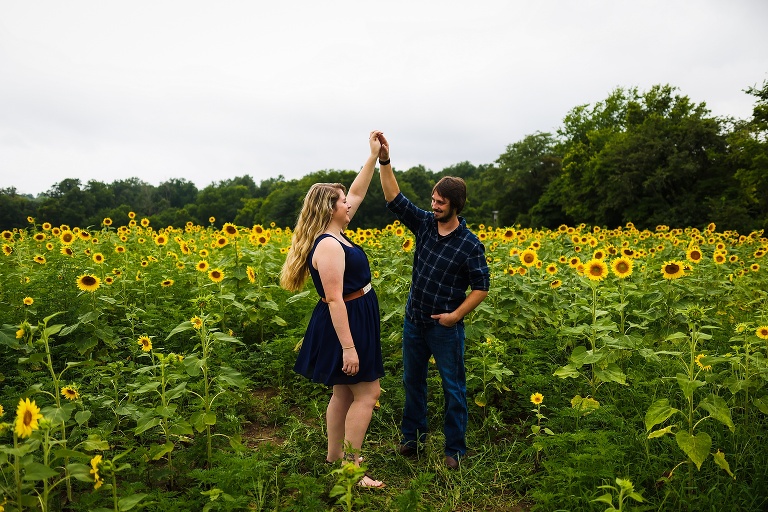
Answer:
[{"left": 331, "top": 190, "right": 350, "bottom": 226}]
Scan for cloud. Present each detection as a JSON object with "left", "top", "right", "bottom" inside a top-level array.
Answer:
[{"left": 1, "top": 0, "right": 766, "bottom": 195}]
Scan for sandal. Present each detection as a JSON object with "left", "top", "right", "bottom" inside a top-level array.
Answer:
[{"left": 358, "top": 472, "right": 386, "bottom": 489}]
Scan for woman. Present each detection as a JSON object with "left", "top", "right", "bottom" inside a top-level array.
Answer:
[{"left": 280, "top": 131, "right": 385, "bottom": 488}]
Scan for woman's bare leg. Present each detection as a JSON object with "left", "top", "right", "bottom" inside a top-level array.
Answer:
[{"left": 326, "top": 385, "right": 353, "bottom": 462}]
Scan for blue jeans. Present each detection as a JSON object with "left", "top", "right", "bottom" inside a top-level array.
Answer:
[{"left": 400, "top": 317, "right": 467, "bottom": 458}]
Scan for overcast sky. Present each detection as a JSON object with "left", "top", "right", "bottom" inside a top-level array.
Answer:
[{"left": 2, "top": 1, "right": 767, "bottom": 197}]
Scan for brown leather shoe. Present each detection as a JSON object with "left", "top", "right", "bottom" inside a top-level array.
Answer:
[
  {"left": 397, "top": 444, "right": 417, "bottom": 457},
  {"left": 444, "top": 455, "right": 459, "bottom": 470}
]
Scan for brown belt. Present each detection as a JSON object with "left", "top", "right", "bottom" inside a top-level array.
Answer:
[{"left": 321, "top": 282, "right": 372, "bottom": 303}]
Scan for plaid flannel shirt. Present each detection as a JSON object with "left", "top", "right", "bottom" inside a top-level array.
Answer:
[{"left": 387, "top": 192, "right": 490, "bottom": 327}]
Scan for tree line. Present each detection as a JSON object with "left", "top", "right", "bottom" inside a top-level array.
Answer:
[{"left": 2, "top": 81, "right": 767, "bottom": 233}]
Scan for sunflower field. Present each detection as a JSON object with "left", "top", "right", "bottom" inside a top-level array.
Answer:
[{"left": 1, "top": 215, "right": 768, "bottom": 511}]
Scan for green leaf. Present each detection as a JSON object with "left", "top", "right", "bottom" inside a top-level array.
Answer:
[
  {"left": 648, "top": 425, "right": 675, "bottom": 439},
  {"left": 135, "top": 416, "right": 162, "bottom": 435},
  {"left": 753, "top": 396, "right": 768, "bottom": 415},
  {"left": 134, "top": 382, "right": 161, "bottom": 394},
  {"left": 675, "top": 373, "right": 707, "bottom": 401},
  {"left": 553, "top": 364, "right": 580, "bottom": 379},
  {"left": 645, "top": 399, "right": 680, "bottom": 432},
  {"left": 698, "top": 394, "right": 735, "bottom": 432},
  {"left": 166, "top": 321, "right": 193, "bottom": 340},
  {"left": 568, "top": 346, "right": 589, "bottom": 366},
  {"left": 592, "top": 493, "right": 614, "bottom": 505},
  {"left": 271, "top": 315, "right": 288, "bottom": 326},
  {"left": 712, "top": 450, "right": 735, "bottom": 479},
  {"left": 191, "top": 412, "right": 206, "bottom": 432},
  {"left": 66, "top": 462, "right": 94, "bottom": 482},
  {"left": 75, "top": 410, "right": 92, "bottom": 425},
  {"left": 149, "top": 441, "right": 175, "bottom": 461},
  {"left": 676, "top": 431, "right": 711, "bottom": 470},
  {"left": 204, "top": 412, "right": 217, "bottom": 425},
  {"left": 594, "top": 363, "right": 626, "bottom": 385},
  {"left": 23, "top": 462, "right": 60, "bottom": 480},
  {"left": 118, "top": 493, "right": 148, "bottom": 511},
  {"left": 286, "top": 291, "right": 311, "bottom": 304}
]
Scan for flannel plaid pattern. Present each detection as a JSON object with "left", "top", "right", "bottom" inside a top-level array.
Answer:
[{"left": 387, "top": 192, "right": 490, "bottom": 327}]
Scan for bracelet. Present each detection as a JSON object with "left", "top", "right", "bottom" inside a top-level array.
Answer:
[
  {"left": 342, "top": 345, "right": 355, "bottom": 350},
  {"left": 379, "top": 158, "right": 390, "bottom": 166}
]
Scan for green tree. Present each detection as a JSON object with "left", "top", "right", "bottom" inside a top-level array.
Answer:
[
  {"left": 552, "top": 85, "right": 733, "bottom": 229},
  {"left": 728, "top": 79, "right": 768, "bottom": 231},
  {"left": 490, "top": 132, "right": 562, "bottom": 227}
]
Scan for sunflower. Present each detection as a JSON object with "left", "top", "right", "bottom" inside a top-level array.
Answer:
[
  {"left": 550, "top": 279, "right": 562, "bottom": 289},
  {"left": 686, "top": 247, "right": 703, "bottom": 263},
  {"left": 756, "top": 326, "right": 768, "bottom": 340},
  {"left": 60, "top": 231, "right": 75, "bottom": 245},
  {"left": 751, "top": 263, "right": 760, "bottom": 272},
  {"left": 252, "top": 224, "right": 265, "bottom": 234},
  {"left": 161, "top": 279, "right": 174, "bottom": 287},
  {"left": 208, "top": 216, "right": 216, "bottom": 224},
  {"left": 140, "top": 218, "right": 150, "bottom": 227},
  {"left": 695, "top": 354, "right": 712, "bottom": 371},
  {"left": 402, "top": 238, "right": 414, "bottom": 252},
  {"left": 568, "top": 256, "right": 581, "bottom": 268},
  {"left": 45, "top": 242, "right": 54, "bottom": 251},
  {"left": 545, "top": 263, "right": 558, "bottom": 275},
  {"left": 713, "top": 252, "right": 727, "bottom": 265},
  {"left": 728, "top": 254, "right": 739, "bottom": 263},
  {"left": 76, "top": 274, "right": 101, "bottom": 292},
  {"left": 137, "top": 335, "right": 152, "bottom": 352},
  {"left": 530, "top": 393, "right": 544, "bottom": 405},
  {"left": 208, "top": 268, "right": 225, "bottom": 283},
  {"left": 501, "top": 229, "right": 515, "bottom": 242},
  {"left": 519, "top": 248, "right": 538, "bottom": 267},
  {"left": 215, "top": 236, "right": 229, "bottom": 248},
  {"left": 102, "top": 217, "right": 112, "bottom": 226},
  {"left": 23, "top": 297, "right": 34, "bottom": 306},
  {"left": 14, "top": 397, "right": 43, "bottom": 438},
  {"left": 196, "top": 261, "right": 209, "bottom": 272},
  {"left": 191, "top": 316, "right": 203, "bottom": 330},
  {"left": 2, "top": 244, "right": 13, "bottom": 256},
  {"left": 90, "top": 454, "right": 104, "bottom": 489},
  {"left": 78, "top": 230, "right": 91, "bottom": 241},
  {"left": 34, "top": 255, "right": 46, "bottom": 264},
  {"left": 33, "top": 232, "right": 46, "bottom": 242},
  {"left": 128, "top": 211, "right": 136, "bottom": 219},
  {"left": 222, "top": 223, "right": 239, "bottom": 237},
  {"left": 592, "top": 249, "right": 605, "bottom": 260},
  {"left": 154, "top": 234, "right": 168, "bottom": 246},
  {"left": 584, "top": 258, "right": 608, "bottom": 281},
  {"left": 621, "top": 248, "right": 635, "bottom": 258},
  {"left": 611, "top": 257, "right": 634, "bottom": 279},
  {"left": 246, "top": 266, "right": 257, "bottom": 284},
  {"left": 61, "top": 385, "right": 80, "bottom": 400},
  {"left": 92, "top": 253, "right": 105, "bottom": 264},
  {"left": 257, "top": 235, "right": 268, "bottom": 245},
  {"left": 27, "top": 216, "right": 35, "bottom": 224},
  {"left": 61, "top": 246, "right": 74, "bottom": 257},
  {"left": 104, "top": 276, "right": 114, "bottom": 285},
  {"left": 661, "top": 260, "right": 685, "bottom": 280}
]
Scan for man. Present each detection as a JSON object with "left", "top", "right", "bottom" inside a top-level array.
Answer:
[{"left": 377, "top": 133, "right": 490, "bottom": 470}]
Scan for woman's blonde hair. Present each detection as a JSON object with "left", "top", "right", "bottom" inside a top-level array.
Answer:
[{"left": 280, "top": 183, "right": 346, "bottom": 291}]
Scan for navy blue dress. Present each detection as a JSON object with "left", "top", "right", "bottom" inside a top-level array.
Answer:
[{"left": 294, "top": 233, "right": 384, "bottom": 386}]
